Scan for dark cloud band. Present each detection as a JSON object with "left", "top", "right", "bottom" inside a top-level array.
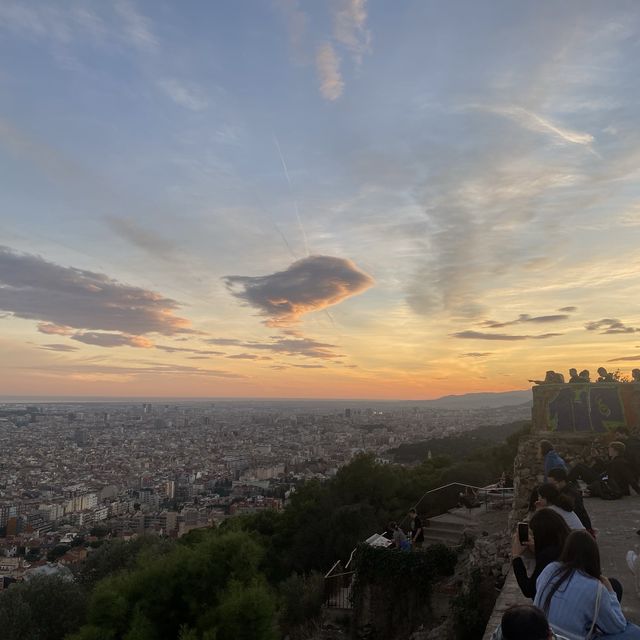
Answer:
[{"left": 0, "top": 245, "right": 192, "bottom": 336}]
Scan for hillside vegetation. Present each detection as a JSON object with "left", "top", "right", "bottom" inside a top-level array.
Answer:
[{"left": 0, "top": 421, "right": 530, "bottom": 640}]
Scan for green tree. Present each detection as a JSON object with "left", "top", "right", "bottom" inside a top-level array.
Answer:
[
  {"left": 70, "top": 530, "right": 276, "bottom": 640},
  {"left": 74, "top": 536, "right": 172, "bottom": 588},
  {"left": 0, "top": 575, "right": 86, "bottom": 640}
]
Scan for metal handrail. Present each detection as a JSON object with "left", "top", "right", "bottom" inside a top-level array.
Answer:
[
  {"left": 412, "top": 481, "right": 510, "bottom": 510},
  {"left": 329, "top": 478, "right": 512, "bottom": 574}
]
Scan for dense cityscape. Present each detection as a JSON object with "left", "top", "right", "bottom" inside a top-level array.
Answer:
[{"left": 0, "top": 399, "right": 528, "bottom": 584}]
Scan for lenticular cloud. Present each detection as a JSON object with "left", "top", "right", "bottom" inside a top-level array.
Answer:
[{"left": 223, "top": 255, "right": 374, "bottom": 326}]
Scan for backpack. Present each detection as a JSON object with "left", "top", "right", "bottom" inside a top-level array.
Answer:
[{"left": 588, "top": 474, "right": 623, "bottom": 500}]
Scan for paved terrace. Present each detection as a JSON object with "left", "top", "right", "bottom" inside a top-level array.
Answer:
[{"left": 482, "top": 494, "right": 640, "bottom": 640}]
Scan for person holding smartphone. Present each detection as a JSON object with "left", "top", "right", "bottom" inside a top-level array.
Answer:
[{"left": 512, "top": 508, "right": 570, "bottom": 599}]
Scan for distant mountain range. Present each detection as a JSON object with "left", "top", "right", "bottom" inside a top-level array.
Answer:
[{"left": 418, "top": 390, "right": 532, "bottom": 410}]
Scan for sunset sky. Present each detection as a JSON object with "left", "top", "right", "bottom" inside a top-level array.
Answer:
[{"left": 2, "top": 1, "right": 640, "bottom": 399}]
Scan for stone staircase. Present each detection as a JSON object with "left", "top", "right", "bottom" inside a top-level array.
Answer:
[{"left": 424, "top": 510, "right": 479, "bottom": 547}]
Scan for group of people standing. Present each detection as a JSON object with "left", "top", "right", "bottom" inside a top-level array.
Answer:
[{"left": 499, "top": 434, "right": 640, "bottom": 639}]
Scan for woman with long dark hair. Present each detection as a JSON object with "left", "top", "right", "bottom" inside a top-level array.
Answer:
[
  {"left": 536, "top": 483, "right": 585, "bottom": 531},
  {"left": 512, "top": 508, "right": 570, "bottom": 598},
  {"left": 534, "top": 531, "right": 639, "bottom": 639}
]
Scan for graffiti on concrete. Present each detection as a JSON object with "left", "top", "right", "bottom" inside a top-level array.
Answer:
[{"left": 533, "top": 383, "right": 640, "bottom": 432}]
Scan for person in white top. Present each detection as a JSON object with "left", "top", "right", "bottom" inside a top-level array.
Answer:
[{"left": 535, "top": 483, "right": 585, "bottom": 531}]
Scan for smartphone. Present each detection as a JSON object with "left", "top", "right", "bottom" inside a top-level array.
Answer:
[{"left": 518, "top": 522, "right": 529, "bottom": 544}]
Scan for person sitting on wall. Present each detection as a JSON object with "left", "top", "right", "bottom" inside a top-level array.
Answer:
[
  {"left": 490, "top": 604, "right": 570, "bottom": 640},
  {"left": 529, "top": 371, "right": 565, "bottom": 385},
  {"left": 388, "top": 521, "right": 411, "bottom": 551},
  {"left": 567, "top": 445, "right": 608, "bottom": 485},
  {"left": 614, "top": 427, "right": 640, "bottom": 479},
  {"left": 632, "top": 368, "right": 640, "bottom": 383},
  {"left": 512, "top": 508, "right": 570, "bottom": 599},
  {"left": 534, "top": 531, "right": 635, "bottom": 638},
  {"left": 547, "top": 467, "right": 594, "bottom": 535},
  {"left": 597, "top": 367, "right": 615, "bottom": 383},
  {"left": 535, "top": 483, "right": 585, "bottom": 530},
  {"left": 568, "top": 368, "right": 583, "bottom": 383},
  {"left": 579, "top": 369, "right": 591, "bottom": 383},
  {"left": 540, "top": 440, "right": 568, "bottom": 483},
  {"left": 607, "top": 442, "right": 640, "bottom": 496}
]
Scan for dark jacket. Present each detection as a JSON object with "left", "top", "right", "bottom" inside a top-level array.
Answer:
[
  {"left": 512, "top": 545, "right": 561, "bottom": 598},
  {"left": 624, "top": 436, "right": 640, "bottom": 477},
  {"left": 561, "top": 483, "right": 592, "bottom": 530},
  {"left": 608, "top": 456, "right": 640, "bottom": 496}
]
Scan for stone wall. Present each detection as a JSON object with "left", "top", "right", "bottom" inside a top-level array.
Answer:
[
  {"left": 511, "top": 433, "right": 610, "bottom": 524},
  {"left": 468, "top": 532, "right": 511, "bottom": 582}
]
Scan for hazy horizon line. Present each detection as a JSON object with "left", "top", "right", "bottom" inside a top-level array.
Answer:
[{"left": 0, "top": 390, "right": 531, "bottom": 404}]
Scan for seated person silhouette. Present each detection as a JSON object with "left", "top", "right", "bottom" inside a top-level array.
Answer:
[{"left": 596, "top": 367, "right": 615, "bottom": 382}]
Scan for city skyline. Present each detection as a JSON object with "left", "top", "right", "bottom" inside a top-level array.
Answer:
[{"left": 2, "top": 1, "right": 640, "bottom": 399}]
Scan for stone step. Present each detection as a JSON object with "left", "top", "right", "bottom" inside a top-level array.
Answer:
[
  {"left": 423, "top": 530, "right": 465, "bottom": 546},
  {"left": 426, "top": 515, "right": 478, "bottom": 534},
  {"left": 423, "top": 536, "right": 462, "bottom": 548},
  {"left": 426, "top": 521, "right": 477, "bottom": 535}
]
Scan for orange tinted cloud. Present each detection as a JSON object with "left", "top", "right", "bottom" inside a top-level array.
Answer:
[{"left": 224, "top": 255, "right": 374, "bottom": 327}]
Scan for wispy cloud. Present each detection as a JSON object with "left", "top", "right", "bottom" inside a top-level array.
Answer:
[
  {"left": 316, "top": 42, "right": 344, "bottom": 101},
  {"left": 24, "top": 361, "right": 245, "bottom": 380},
  {"left": 274, "top": 0, "right": 309, "bottom": 62},
  {"left": 480, "top": 313, "right": 570, "bottom": 328},
  {"left": 585, "top": 318, "right": 640, "bottom": 334},
  {"left": 205, "top": 338, "right": 244, "bottom": 346},
  {"left": 39, "top": 343, "right": 79, "bottom": 352},
  {"left": 114, "top": 0, "right": 157, "bottom": 52},
  {"left": 459, "top": 352, "right": 493, "bottom": 358},
  {"left": 207, "top": 335, "right": 344, "bottom": 360},
  {"left": 71, "top": 332, "right": 155, "bottom": 348},
  {"left": 37, "top": 323, "right": 73, "bottom": 336},
  {"left": 226, "top": 353, "right": 272, "bottom": 360},
  {"left": 332, "top": 0, "right": 371, "bottom": 65},
  {"left": 474, "top": 104, "right": 594, "bottom": 146},
  {"left": 157, "top": 78, "right": 208, "bottom": 111},
  {"left": 0, "top": 1, "right": 157, "bottom": 53},
  {"left": 105, "top": 216, "right": 177, "bottom": 257},
  {"left": 224, "top": 255, "right": 373, "bottom": 326},
  {"left": 156, "top": 345, "right": 224, "bottom": 355},
  {"left": 452, "top": 330, "right": 562, "bottom": 341}
]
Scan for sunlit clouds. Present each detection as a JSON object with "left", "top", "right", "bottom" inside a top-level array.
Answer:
[{"left": 2, "top": 1, "right": 640, "bottom": 398}]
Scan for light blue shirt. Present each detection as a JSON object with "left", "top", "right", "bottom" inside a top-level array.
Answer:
[{"left": 534, "top": 562, "right": 626, "bottom": 640}]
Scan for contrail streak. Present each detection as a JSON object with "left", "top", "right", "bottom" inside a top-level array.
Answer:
[{"left": 273, "top": 134, "right": 310, "bottom": 256}]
